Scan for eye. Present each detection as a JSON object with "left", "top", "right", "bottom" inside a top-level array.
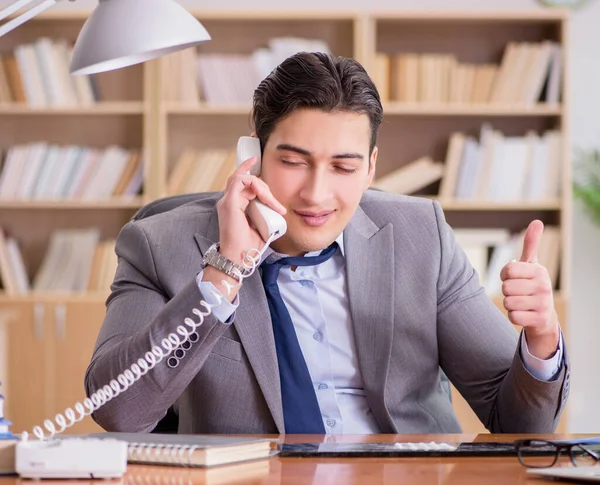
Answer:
[
  {"left": 335, "top": 166, "right": 357, "bottom": 174},
  {"left": 281, "top": 159, "right": 303, "bottom": 167}
]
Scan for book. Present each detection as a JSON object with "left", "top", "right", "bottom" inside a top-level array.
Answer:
[{"left": 88, "top": 433, "right": 278, "bottom": 468}]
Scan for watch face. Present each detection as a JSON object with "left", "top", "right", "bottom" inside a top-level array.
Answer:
[{"left": 537, "top": 0, "right": 591, "bottom": 8}]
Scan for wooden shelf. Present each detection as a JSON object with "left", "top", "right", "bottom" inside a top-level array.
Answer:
[
  {"left": 0, "top": 102, "right": 145, "bottom": 115},
  {"left": 0, "top": 198, "right": 144, "bottom": 209},
  {"left": 165, "top": 103, "right": 251, "bottom": 115},
  {"left": 437, "top": 200, "right": 562, "bottom": 211},
  {"left": 371, "top": 10, "right": 569, "bottom": 21},
  {"left": 383, "top": 103, "right": 563, "bottom": 116},
  {"left": 165, "top": 103, "right": 563, "bottom": 117}
]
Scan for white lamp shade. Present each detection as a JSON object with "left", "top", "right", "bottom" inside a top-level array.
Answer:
[{"left": 70, "top": 0, "right": 211, "bottom": 75}]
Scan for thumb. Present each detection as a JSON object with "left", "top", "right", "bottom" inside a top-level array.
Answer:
[{"left": 520, "top": 219, "right": 544, "bottom": 263}]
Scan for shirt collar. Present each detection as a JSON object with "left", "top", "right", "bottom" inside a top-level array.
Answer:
[{"left": 261, "top": 231, "right": 345, "bottom": 263}]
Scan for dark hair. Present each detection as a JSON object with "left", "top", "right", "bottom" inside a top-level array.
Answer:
[{"left": 251, "top": 52, "right": 383, "bottom": 155}]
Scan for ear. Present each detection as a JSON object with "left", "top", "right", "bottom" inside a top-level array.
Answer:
[
  {"left": 250, "top": 132, "right": 258, "bottom": 138},
  {"left": 365, "top": 146, "right": 378, "bottom": 189}
]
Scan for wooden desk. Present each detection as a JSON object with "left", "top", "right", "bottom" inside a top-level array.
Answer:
[{"left": 0, "top": 434, "right": 588, "bottom": 485}]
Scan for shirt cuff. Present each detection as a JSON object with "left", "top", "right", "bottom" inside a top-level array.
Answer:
[
  {"left": 195, "top": 270, "right": 239, "bottom": 324},
  {"left": 520, "top": 330, "right": 564, "bottom": 381}
]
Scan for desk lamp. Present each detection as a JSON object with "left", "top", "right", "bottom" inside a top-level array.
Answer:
[{"left": 0, "top": 0, "right": 211, "bottom": 74}]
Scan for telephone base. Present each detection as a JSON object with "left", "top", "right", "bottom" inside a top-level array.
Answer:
[{"left": 16, "top": 438, "right": 127, "bottom": 479}]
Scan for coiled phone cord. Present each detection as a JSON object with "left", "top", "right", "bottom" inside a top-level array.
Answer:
[{"left": 21, "top": 234, "right": 278, "bottom": 441}]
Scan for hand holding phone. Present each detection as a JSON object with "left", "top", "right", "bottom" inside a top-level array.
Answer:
[
  {"left": 214, "top": 137, "right": 287, "bottom": 267},
  {"left": 236, "top": 136, "right": 287, "bottom": 242}
]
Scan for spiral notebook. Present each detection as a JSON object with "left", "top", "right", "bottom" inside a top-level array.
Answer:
[{"left": 87, "top": 433, "right": 278, "bottom": 468}]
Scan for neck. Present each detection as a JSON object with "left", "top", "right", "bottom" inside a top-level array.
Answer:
[{"left": 269, "top": 236, "right": 306, "bottom": 258}]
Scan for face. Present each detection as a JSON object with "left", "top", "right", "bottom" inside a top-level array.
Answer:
[{"left": 259, "top": 108, "right": 377, "bottom": 256}]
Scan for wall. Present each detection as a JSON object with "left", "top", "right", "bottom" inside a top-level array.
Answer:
[{"left": 3, "top": 0, "right": 600, "bottom": 431}]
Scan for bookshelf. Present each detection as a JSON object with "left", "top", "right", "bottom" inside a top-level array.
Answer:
[{"left": 0, "top": 9, "right": 570, "bottom": 435}]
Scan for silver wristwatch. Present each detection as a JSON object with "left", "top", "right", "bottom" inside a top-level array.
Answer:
[{"left": 201, "top": 242, "right": 248, "bottom": 278}]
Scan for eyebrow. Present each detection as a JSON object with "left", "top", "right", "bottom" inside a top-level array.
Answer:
[{"left": 276, "top": 143, "right": 364, "bottom": 161}]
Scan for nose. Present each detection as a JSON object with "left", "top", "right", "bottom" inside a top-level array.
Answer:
[{"left": 299, "top": 166, "right": 332, "bottom": 206}]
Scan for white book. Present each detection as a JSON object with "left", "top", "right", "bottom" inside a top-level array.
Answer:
[
  {"left": 197, "top": 55, "right": 221, "bottom": 104},
  {"left": 454, "top": 136, "right": 480, "bottom": 199},
  {"left": 48, "top": 145, "right": 82, "bottom": 198},
  {"left": 14, "top": 43, "right": 47, "bottom": 107},
  {"left": 81, "top": 146, "right": 130, "bottom": 199},
  {"left": 56, "top": 146, "right": 85, "bottom": 197},
  {"left": 61, "top": 43, "right": 95, "bottom": 105},
  {"left": 372, "top": 157, "right": 444, "bottom": 194},
  {"left": 122, "top": 158, "right": 144, "bottom": 196},
  {"left": 484, "top": 235, "right": 521, "bottom": 296},
  {"left": 5, "top": 237, "right": 29, "bottom": 293},
  {"left": 438, "top": 132, "right": 466, "bottom": 199},
  {"left": 73, "top": 229, "right": 101, "bottom": 292},
  {"left": 64, "top": 148, "right": 97, "bottom": 198},
  {"left": 490, "top": 136, "right": 530, "bottom": 202},
  {"left": 0, "top": 146, "right": 27, "bottom": 198},
  {"left": 543, "top": 131, "right": 562, "bottom": 199},
  {"left": 475, "top": 127, "right": 501, "bottom": 199},
  {"left": 521, "top": 41, "right": 555, "bottom": 106},
  {"left": 33, "top": 230, "right": 67, "bottom": 291},
  {"left": 31, "top": 145, "right": 62, "bottom": 199},
  {"left": 50, "top": 39, "right": 79, "bottom": 107},
  {"left": 462, "top": 245, "right": 489, "bottom": 285},
  {"left": 16, "top": 142, "right": 48, "bottom": 199},
  {"left": 3, "top": 145, "right": 32, "bottom": 199},
  {"left": 545, "top": 45, "right": 562, "bottom": 104},
  {"left": 33, "top": 37, "right": 65, "bottom": 106},
  {"left": 252, "top": 47, "right": 275, "bottom": 81},
  {"left": 0, "top": 226, "right": 17, "bottom": 294}
]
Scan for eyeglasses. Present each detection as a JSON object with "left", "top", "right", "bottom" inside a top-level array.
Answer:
[{"left": 514, "top": 439, "right": 600, "bottom": 468}]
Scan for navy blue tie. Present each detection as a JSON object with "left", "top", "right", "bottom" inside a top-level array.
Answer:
[{"left": 261, "top": 242, "right": 338, "bottom": 434}]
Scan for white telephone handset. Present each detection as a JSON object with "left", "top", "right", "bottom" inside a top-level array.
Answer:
[{"left": 236, "top": 136, "right": 287, "bottom": 242}]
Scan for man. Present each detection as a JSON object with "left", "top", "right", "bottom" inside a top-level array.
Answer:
[{"left": 85, "top": 52, "right": 568, "bottom": 434}]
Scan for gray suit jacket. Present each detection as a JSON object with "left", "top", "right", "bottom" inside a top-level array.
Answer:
[{"left": 85, "top": 190, "right": 569, "bottom": 434}]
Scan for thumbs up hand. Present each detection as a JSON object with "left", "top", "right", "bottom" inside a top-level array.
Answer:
[{"left": 500, "top": 220, "right": 560, "bottom": 360}]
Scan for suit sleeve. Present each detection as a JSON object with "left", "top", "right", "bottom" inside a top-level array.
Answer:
[
  {"left": 433, "top": 200, "right": 569, "bottom": 432},
  {"left": 84, "top": 221, "right": 231, "bottom": 432}
]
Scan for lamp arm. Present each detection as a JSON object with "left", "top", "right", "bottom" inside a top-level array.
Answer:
[{"left": 0, "top": 0, "right": 71, "bottom": 37}]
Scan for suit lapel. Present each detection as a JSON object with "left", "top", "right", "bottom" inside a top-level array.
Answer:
[
  {"left": 193, "top": 209, "right": 284, "bottom": 433},
  {"left": 344, "top": 205, "right": 397, "bottom": 432}
]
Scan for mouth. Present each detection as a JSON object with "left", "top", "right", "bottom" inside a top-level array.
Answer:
[{"left": 294, "top": 210, "right": 335, "bottom": 227}]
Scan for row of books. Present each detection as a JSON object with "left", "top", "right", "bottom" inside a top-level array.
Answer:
[
  {"left": 167, "top": 148, "right": 235, "bottom": 195},
  {"left": 163, "top": 36, "right": 331, "bottom": 105},
  {"left": 374, "top": 41, "right": 561, "bottom": 105},
  {"left": 0, "top": 225, "right": 560, "bottom": 296},
  {"left": 0, "top": 144, "right": 143, "bottom": 200},
  {"left": 455, "top": 226, "right": 561, "bottom": 295},
  {"left": 0, "top": 37, "right": 99, "bottom": 107},
  {"left": 373, "top": 126, "right": 562, "bottom": 203},
  {"left": 0, "top": 227, "right": 117, "bottom": 294}
]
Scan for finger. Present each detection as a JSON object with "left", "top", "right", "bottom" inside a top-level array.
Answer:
[
  {"left": 231, "top": 174, "right": 287, "bottom": 215},
  {"left": 225, "top": 157, "right": 259, "bottom": 190},
  {"left": 520, "top": 219, "right": 544, "bottom": 263},
  {"left": 501, "top": 278, "right": 538, "bottom": 296},
  {"left": 235, "top": 155, "right": 259, "bottom": 175},
  {"left": 500, "top": 261, "right": 541, "bottom": 281},
  {"left": 504, "top": 295, "right": 549, "bottom": 313},
  {"left": 507, "top": 310, "right": 549, "bottom": 329}
]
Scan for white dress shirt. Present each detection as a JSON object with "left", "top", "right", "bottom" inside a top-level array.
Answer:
[{"left": 197, "top": 237, "right": 563, "bottom": 433}]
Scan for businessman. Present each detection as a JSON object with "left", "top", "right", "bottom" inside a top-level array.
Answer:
[{"left": 86, "top": 52, "right": 568, "bottom": 434}]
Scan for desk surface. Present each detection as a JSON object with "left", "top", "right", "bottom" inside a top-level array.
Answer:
[{"left": 0, "top": 433, "right": 589, "bottom": 485}]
